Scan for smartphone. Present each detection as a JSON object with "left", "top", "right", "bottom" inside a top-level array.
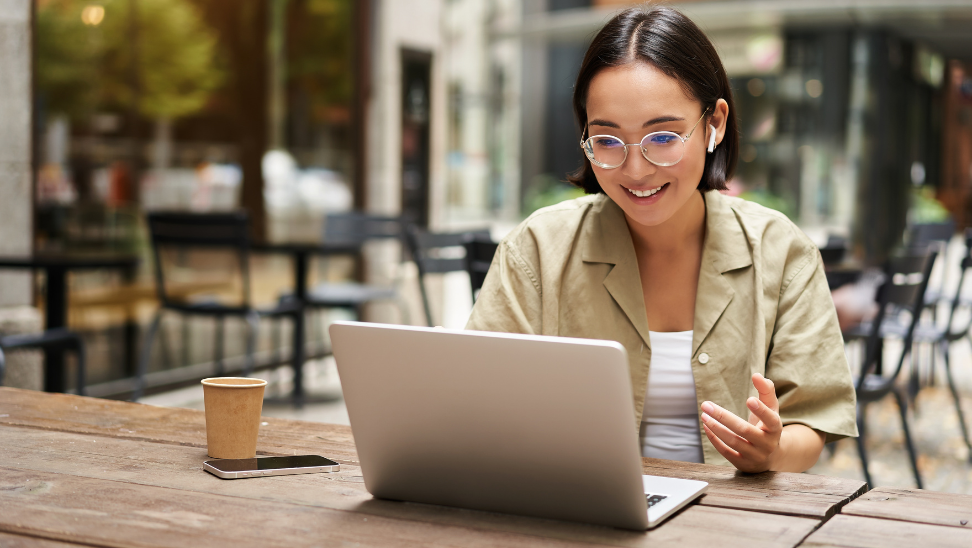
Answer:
[{"left": 203, "top": 455, "right": 340, "bottom": 479}]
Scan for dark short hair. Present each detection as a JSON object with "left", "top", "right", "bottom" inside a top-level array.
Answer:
[{"left": 568, "top": 5, "right": 739, "bottom": 193}]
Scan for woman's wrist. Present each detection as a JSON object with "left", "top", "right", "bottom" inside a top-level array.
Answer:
[{"left": 768, "top": 424, "right": 825, "bottom": 472}]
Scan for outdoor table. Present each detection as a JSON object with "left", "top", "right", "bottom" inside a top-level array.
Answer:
[
  {"left": 0, "top": 387, "right": 900, "bottom": 548},
  {"left": 801, "top": 487, "right": 972, "bottom": 547},
  {"left": 251, "top": 242, "right": 361, "bottom": 406},
  {"left": 0, "top": 254, "right": 139, "bottom": 392}
]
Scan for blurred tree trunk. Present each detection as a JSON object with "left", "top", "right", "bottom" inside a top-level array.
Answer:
[{"left": 193, "top": 0, "right": 269, "bottom": 241}]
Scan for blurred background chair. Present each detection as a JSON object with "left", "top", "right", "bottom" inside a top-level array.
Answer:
[
  {"left": 134, "top": 212, "right": 299, "bottom": 401},
  {"left": 0, "top": 328, "right": 86, "bottom": 395},
  {"left": 463, "top": 235, "right": 498, "bottom": 303},
  {"left": 850, "top": 247, "right": 937, "bottom": 488},
  {"left": 297, "top": 212, "right": 411, "bottom": 325},
  {"left": 908, "top": 228, "right": 972, "bottom": 461},
  {"left": 405, "top": 226, "right": 491, "bottom": 326},
  {"left": 898, "top": 221, "right": 956, "bottom": 400},
  {"left": 908, "top": 221, "right": 955, "bottom": 308}
]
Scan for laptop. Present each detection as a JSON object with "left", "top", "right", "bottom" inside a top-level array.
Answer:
[{"left": 329, "top": 321, "right": 707, "bottom": 530}]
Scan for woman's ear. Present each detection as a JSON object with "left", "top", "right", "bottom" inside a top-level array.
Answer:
[{"left": 709, "top": 98, "right": 730, "bottom": 147}]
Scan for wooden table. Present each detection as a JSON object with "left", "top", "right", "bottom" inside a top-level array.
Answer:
[
  {"left": 5, "top": 387, "right": 962, "bottom": 548},
  {"left": 0, "top": 254, "right": 139, "bottom": 392}
]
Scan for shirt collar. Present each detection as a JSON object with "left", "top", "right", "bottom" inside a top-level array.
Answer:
[
  {"left": 580, "top": 190, "right": 753, "bottom": 274},
  {"left": 579, "top": 190, "right": 753, "bottom": 354}
]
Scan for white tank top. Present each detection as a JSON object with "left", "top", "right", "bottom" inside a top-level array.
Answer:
[{"left": 640, "top": 331, "right": 704, "bottom": 463}]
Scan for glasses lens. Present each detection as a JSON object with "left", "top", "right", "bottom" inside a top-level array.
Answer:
[
  {"left": 586, "top": 136, "right": 626, "bottom": 168},
  {"left": 641, "top": 132, "right": 684, "bottom": 167}
]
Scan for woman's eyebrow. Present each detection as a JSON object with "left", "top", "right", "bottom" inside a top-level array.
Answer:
[
  {"left": 588, "top": 115, "right": 686, "bottom": 129},
  {"left": 643, "top": 115, "right": 685, "bottom": 127},
  {"left": 588, "top": 119, "right": 619, "bottom": 128}
]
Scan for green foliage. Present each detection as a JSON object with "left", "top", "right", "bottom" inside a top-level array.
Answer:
[
  {"left": 522, "top": 175, "right": 586, "bottom": 216},
  {"left": 910, "top": 186, "right": 951, "bottom": 224},
  {"left": 36, "top": 0, "right": 223, "bottom": 120},
  {"left": 287, "top": 0, "right": 353, "bottom": 116},
  {"left": 35, "top": 1, "right": 104, "bottom": 117}
]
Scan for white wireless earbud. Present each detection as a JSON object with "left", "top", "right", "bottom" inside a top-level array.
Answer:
[{"left": 707, "top": 125, "right": 717, "bottom": 153}]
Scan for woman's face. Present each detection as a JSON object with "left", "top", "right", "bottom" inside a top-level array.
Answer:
[{"left": 585, "top": 62, "right": 724, "bottom": 229}]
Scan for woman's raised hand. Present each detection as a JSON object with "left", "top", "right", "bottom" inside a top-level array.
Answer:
[{"left": 699, "top": 373, "right": 783, "bottom": 473}]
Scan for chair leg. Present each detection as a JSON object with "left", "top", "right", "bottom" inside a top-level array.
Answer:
[
  {"left": 907, "top": 350, "right": 920, "bottom": 414},
  {"left": 892, "top": 388, "right": 924, "bottom": 489},
  {"left": 0, "top": 346, "right": 6, "bottom": 386},
  {"left": 243, "top": 312, "right": 260, "bottom": 377},
  {"left": 134, "top": 310, "right": 164, "bottom": 401},
  {"left": 271, "top": 317, "right": 282, "bottom": 366},
  {"left": 855, "top": 404, "right": 874, "bottom": 488},
  {"left": 181, "top": 316, "right": 191, "bottom": 367},
  {"left": 72, "top": 335, "right": 86, "bottom": 397},
  {"left": 214, "top": 315, "right": 225, "bottom": 376},
  {"left": 944, "top": 340, "right": 972, "bottom": 462},
  {"left": 418, "top": 278, "right": 434, "bottom": 327}
]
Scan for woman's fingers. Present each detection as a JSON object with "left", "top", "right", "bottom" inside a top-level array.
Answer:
[
  {"left": 701, "top": 412, "right": 762, "bottom": 459},
  {"left": 703, "top": 423, "right": 743, "bottom": 464},
  {"left": 752, "top": 373, "right": 779, "bottom": 412},
  {"left": 747, "top": 396, "right": 783, "bottom": 433},
  {"left": 701, "top": 401, "right": 759, "bottom": 440}
]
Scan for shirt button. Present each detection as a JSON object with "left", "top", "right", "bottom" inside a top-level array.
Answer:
[{"left": 699, "top": 353, "right": 710, "bottom": 365}]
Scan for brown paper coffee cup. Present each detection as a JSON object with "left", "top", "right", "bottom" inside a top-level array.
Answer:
[{"left": 202, "top": 377, "right": 267, "bottom": 459}]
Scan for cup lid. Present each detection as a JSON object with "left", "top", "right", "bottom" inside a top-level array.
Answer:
[{"left": 201, "top": 377, "right": 268, "bottom": 388}]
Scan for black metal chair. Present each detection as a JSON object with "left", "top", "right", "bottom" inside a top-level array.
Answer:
[
  {"left": 405, "top": 226, "right": 491, "bottom": 326},
  {"left": 301, "top": 212, "right": 410, "bottom": 322},
  {"left": 463, "top": 235, "right": 498, "bottom": 302},
  {"left": 851, "top": 248, "right": 937, "bottom": 489},
  {"left": 909, "top": 228, "right": 972, "bottom": 461},
  {"left": 0, "top": 328, "right": 87, "bottom": 395},
  {"left": 134, "top": 212, "right": 299, "bottom": 401},
  {"left": 908, "top": 221, "right": 955, "bottom": 308}
]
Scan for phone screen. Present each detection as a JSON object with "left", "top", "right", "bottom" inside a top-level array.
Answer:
[{"left": 207, "top": 455, "right": 339, "bottom": 472}]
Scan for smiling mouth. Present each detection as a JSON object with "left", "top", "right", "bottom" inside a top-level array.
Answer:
[{"left": 624, "top": 183, "right": 668, "bottom": 198}]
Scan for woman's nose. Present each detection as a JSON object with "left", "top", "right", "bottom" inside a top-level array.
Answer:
[{"left": 620, "top": 145, "right": 658, "bottom": 180}]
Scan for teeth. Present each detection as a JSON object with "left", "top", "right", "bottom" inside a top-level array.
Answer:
[{"left": 626, "top": 185, "right": 664, "bottom": 197}]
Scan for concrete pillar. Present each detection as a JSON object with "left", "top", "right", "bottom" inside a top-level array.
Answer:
[
  {"left": 0, "top": 1, "right": 42, "bottom": 390},
  {"left": 0, "top": 0, "right": 33, "bottom": 307}
]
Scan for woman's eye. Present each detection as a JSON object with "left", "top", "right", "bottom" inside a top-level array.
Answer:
[
  {"left": 647, "top": 134, "right": 678, "bottom": 145},
  {"left": 595, "top": 138, "right": 623, "bottom": 148}
]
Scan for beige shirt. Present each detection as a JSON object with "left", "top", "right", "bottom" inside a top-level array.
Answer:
[{"left": 466, "top": 190, "right": 858, "bottom": 466}]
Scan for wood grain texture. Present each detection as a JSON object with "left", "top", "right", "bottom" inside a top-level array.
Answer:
[
  {"left": 0, "top": 388, "right": 864, "bottom": 520},
  {"left": 840, "top": 487, "right": 972, "bottom": 529},
  {"left": 0, "top": 387, "right": 359, "bottom": 462},
  {"left": 0, "top": 531, "right": 86, "bottom": 548},
  {"left": 0, "top": 425, "right": 817, "bottom": 548},
  {"left": 0, "top": 466, "right": 818, "bottom": 548},
  {"left": 641, "top": 460, "right": 866, "bottom": 519},
  {"left": 801, "top": 515, "right": 972, "bottom": 548}
]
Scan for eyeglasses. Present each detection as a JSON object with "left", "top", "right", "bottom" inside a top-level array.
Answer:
[{"left": 580, "top": 108, "right": 709, "bottom": 169}]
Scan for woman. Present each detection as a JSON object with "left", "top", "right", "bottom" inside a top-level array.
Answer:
[{"left": 466, "top": 6, "right": 857, "bottom": 472}]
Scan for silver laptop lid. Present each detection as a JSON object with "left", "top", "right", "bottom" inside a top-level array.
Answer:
[{"left": 330, "top": 321, "right": 649, "bottom": 530}]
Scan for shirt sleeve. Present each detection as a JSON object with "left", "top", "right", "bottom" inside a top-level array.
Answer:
[
  {"left": 767, "top": 248, "right": 859, "bottom": 443},
  {"left": 465, "top": 239, "right": 542, "bottom": 335}
]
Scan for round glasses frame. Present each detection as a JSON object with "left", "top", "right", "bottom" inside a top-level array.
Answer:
[{"left": 580, "top": 108, "right": 709, "bottom": 169}]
